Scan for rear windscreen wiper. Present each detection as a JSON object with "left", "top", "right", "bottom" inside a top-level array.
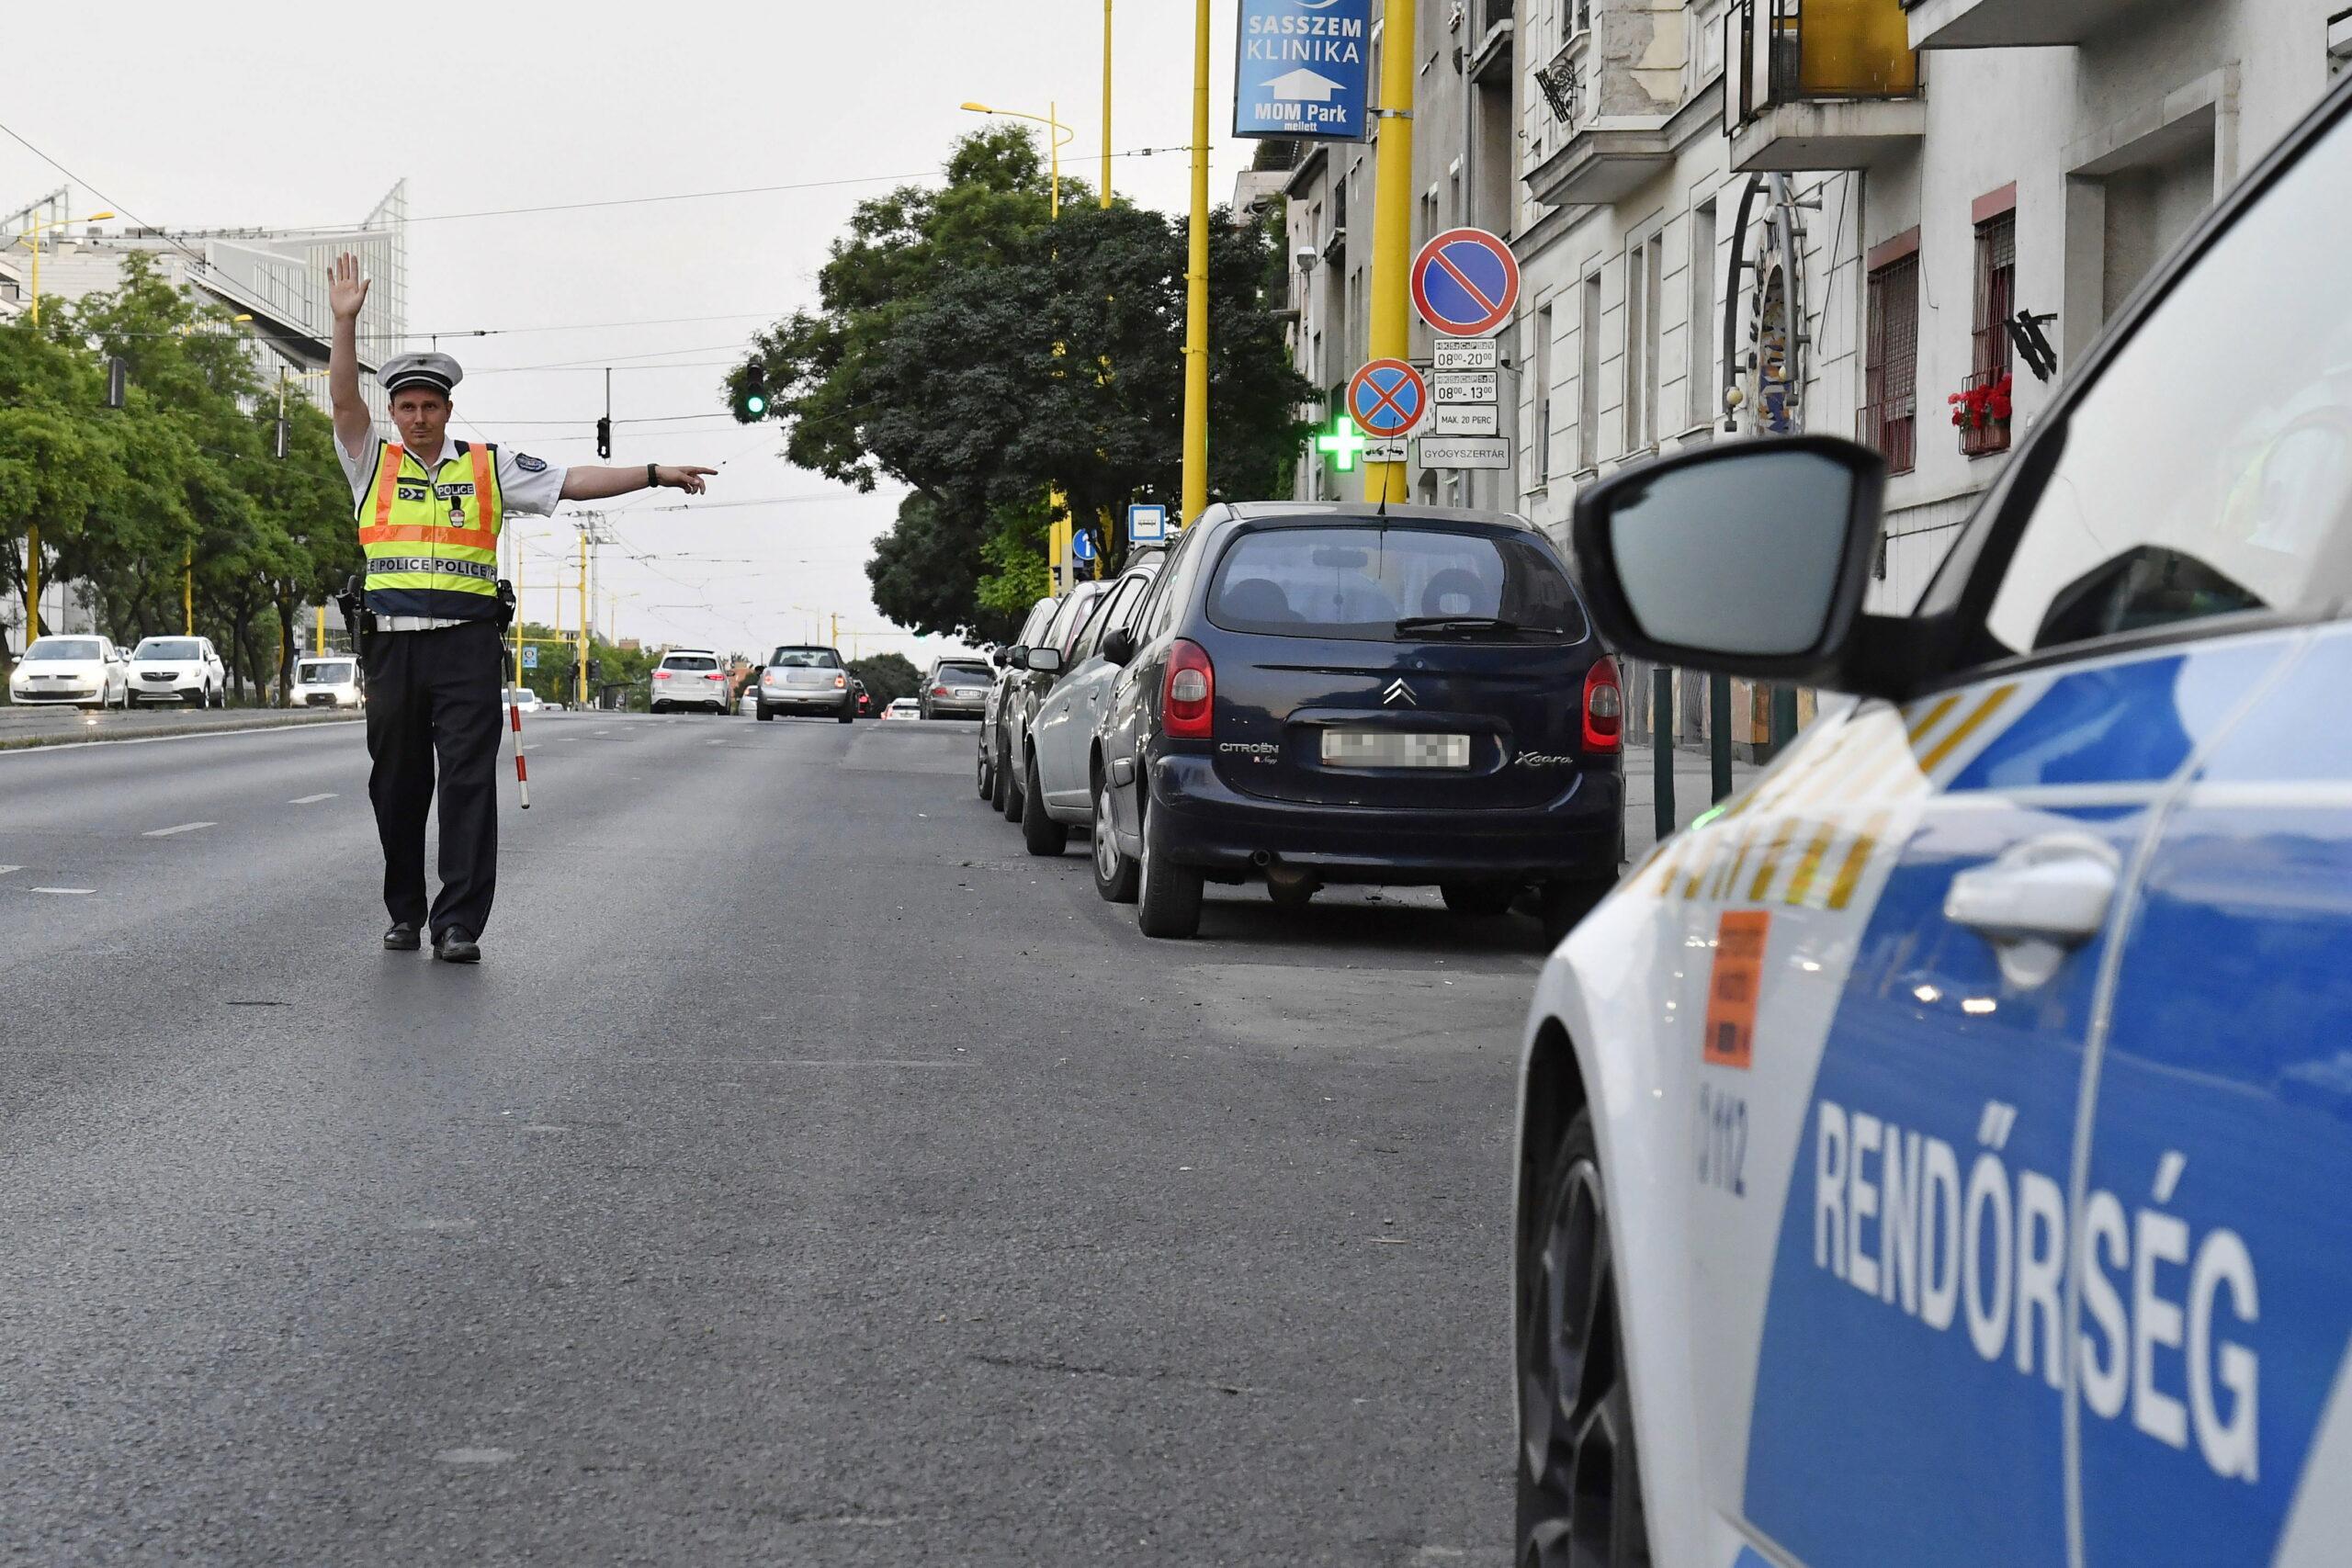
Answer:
[{"left": 1394, "top": 615, "right": 1521, "bottom": 638}]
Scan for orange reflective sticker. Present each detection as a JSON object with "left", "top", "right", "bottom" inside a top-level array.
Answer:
[{"left": 1702, "top": 909, "right": 1770, "bottom": 1069}]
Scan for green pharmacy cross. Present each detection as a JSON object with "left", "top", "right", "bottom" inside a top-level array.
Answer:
[{"left": 1316, "top": 414, "right": 1369, "bottom": 472}]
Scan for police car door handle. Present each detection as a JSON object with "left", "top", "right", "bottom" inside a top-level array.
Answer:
[{"left": 1943, "top": 833, "right": 2121, "bottom": 988}]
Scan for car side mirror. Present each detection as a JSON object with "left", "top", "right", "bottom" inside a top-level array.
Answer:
[
  {"left": 1026, "top": 647, "right": 1063, "bottom": 675},
  {"left": 1101, "top": 626, "right": 1136, "bottom": 666},
  {"left": 1571, "top": 434, "right": 1906, "bottom": 695}
]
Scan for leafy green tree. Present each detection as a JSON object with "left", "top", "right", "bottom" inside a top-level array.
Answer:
[
  {"left": 735, "top": 128, "right": 1312, "bottom": 644},
  {"left": 847, "top": 651, "right": 920, "bottom": 708}
]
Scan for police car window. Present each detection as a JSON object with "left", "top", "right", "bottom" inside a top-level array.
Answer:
[
  {"left": 1206, "top": 525, "right": 1588, "bottom": 641},
  {"left": 1984, "top": 107, "right": 2352, "bottom": 658}
]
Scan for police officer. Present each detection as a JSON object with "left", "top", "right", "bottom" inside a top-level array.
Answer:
[{"left": 327, "top": 254, "right": 714, "bottom": 963}]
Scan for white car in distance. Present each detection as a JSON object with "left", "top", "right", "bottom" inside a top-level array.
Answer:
[
  {"left": 650, "top": 649, "right": 733, "bottom": 715},
  {"left": 293, "top": 657, "right": 364, "bottom": 709},
  {"left": 10, "top": 635, "right": 130, "bottom": 709},
  {"left": 880, "top": 696, "right": 923, "bottom": 721},
  {"left": 127, "top": 636, "right": 225, "bottom": 707},
  {"left": 503, "top": 687, "right": 543, "bottom": 716}
]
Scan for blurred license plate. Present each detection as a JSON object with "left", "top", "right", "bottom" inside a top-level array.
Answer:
[{"left": 1320, "top": 730, "right": 1471, "bottom": 769}]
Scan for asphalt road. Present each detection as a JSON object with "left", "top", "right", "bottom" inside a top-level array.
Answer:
[{"left": 0, "top": 709, "right": 1547, "bottom": 1565}]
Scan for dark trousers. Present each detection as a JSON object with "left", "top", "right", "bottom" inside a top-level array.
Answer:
[{"left": 362, "top": 620, "right": 503, "bottom": 938}]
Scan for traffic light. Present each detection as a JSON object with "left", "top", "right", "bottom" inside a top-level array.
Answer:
[
  {"left": 105, "top": 356, "right": 128, "bottom": 410},
  {"left": 736, "top": 364, "right": 768, "bottom": 421},
  {"left": 586, "top": 658, "right": 604, "bottom": 683},
  {"left": 594, "top": 415, "right": 612, "bottom": 459}
]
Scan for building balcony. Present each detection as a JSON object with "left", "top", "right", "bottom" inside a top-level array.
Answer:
[
  {"left": 1902, "top": 0, "right": 2138, "bottom": 51},
  {"left": 1525, "top": 118, "right": 1679, "bottom": 207},
  {"left": 1725, "top": 0, "right": 1923, "bottom": 171}
]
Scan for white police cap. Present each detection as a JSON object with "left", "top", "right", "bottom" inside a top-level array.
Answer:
[{"left": 379, "top": 351, "right": 463, "bottom": 398}]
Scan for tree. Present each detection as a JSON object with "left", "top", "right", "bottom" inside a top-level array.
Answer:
[
  {"left": 847, "top": 651, "right": 919, "bottom": 709},
  {"left": 736, "top": 128, "right": 1313, "bottom": 644}
]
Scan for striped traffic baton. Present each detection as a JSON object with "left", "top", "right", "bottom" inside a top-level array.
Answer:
[{"left": 509, "top": 688, "right": 531, "bottom": 809}]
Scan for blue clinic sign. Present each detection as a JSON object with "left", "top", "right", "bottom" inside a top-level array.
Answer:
[{"left": 1233, "top": 0, "right": 1373, "bottom": 141}]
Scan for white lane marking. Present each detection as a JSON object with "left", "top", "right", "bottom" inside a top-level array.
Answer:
[
  {"left": 433, "top": 1448, "right": 514, "bottom": 1466},
  {"left": 288, "top": 793, "right": 338, "bottom": 804},
  {"left": 30, "top": 887, "right": 93, "bottom": 896},
  {"left": 0, "top": 865, "right": 19, "bottom": 875},
  {"left": 142, "top": 821, "right": 217, "bottom": 838}
]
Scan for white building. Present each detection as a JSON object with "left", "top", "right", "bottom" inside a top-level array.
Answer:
[{"left": 0, "top": 182, "right": 408, "bottom": 415}]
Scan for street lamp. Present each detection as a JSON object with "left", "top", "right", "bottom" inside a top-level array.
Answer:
[
  {"left": 10, "top": 209, "right": 114, "bottom": 328},
  {"left": 962, "top": 102, "right": 1076, "bottom": 219}
]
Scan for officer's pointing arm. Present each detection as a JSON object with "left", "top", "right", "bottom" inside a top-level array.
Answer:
[
  {"left": 327, "top": 254, "right": 372, "bottom": 461},
  {"left": 558, "top": 464, "right": 718, "bottom": 502}
]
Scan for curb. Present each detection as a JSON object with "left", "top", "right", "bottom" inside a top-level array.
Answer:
[{"left": 0, "top": 712, "right": 364, "bottom": 754}]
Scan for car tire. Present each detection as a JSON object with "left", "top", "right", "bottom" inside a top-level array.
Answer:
[
  {"left": 837, "top": 704, "right": 854, "bottom": 724},
  {"left": 1442, "top": 880, "right": 1520, "bottom": 918},
  {"left": 1517, "top": 1108, "right": 1650, "bottom": 1568},
  {"left": 991, "top": 741, "right": 1013, "bottom": 815},
  {"left": 212, "top": 684, "right": 224, "bottom": 708},
  {"left": 1136, "top": 808, "right": 1204, "bottom": 939},
  {"left": 1022, "top": 752, "right": 1069, "bottom": 856},
  {"left": 976, "top": 746, "right": 993, "bottom": 800},
  {"left": 1539, "top": 878, "right": 1614, "bottom": 947},
  {"left": 757, "top": 702, "right": 774, "bottom": 721},
  {"left": 1002, "top": 750, "right": 1026, "bottom": 824},
  {"left": 1091, "top": 777, "right": 1140, "bottom": 903}
]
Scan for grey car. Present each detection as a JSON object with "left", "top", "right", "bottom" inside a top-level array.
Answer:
[
  {"left": 920, "top": 658, "right": 993, "bottom": 720},
  {"left": 1020, "top": 552, "right": 1164, "bottom": 855},
  {"left": 754, "top": 645, "right": 856, "bottom": 722},
  {"left": 993, "top": 581, "right": 1112, "bottom": 827}
]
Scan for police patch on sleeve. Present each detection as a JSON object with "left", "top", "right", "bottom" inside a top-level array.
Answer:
[{"left": 514, "top": 453, "right": 548, "bottom": 473}]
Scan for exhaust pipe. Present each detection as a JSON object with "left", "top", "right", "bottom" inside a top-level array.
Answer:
[{"left": 1250, "top": 849, "right": 1274, "bottom": 868}]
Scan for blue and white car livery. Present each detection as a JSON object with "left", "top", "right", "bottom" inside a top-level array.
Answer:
[{"left": 1512, "top": 69, "right": 2352, "bottom": 1568}]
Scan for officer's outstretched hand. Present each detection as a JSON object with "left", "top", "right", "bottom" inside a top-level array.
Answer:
[
  {"left": 654, "top": 466, "right": 718, "bottom": 495},
  {"left": 330, "top": 254, "right": 369, "bottom": 321}
]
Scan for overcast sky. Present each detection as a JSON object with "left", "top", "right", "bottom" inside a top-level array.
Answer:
[{"left": 4, "top": 0, "right": 1258, "bottom": 664}]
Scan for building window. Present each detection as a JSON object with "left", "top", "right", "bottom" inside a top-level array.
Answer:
[
  {"left": 1964, "top": 209, "right": 2017, "bottom": 457},
  {"left": 1862, "top": 251, "right": 1919, "bottom": 475},
  {"left": 1688, "top": 201, "right": 1717, "bottom": 429},
  {"left": 1624, "top": 234, "right": 1663, "bottom": 453},
  {"left": 1534, "top": 302, "right": 1555, "bottom": 483},
  {"left": 1577, "top": 271, "right": 1602, "bottom": 470}
]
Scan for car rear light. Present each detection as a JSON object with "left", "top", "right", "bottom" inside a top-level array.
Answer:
[
  {"left": 707, "top": 672, "right": 725, "bottom": 681},
  {"left": 653, "top": 671, "right": 672, "bottom": 680},
  {"left": 832, "top": 674, "right": 847, "bottom": 688},
  {"left": 1582, "top": 656, "right": 1623, "bottom": 753},
  {"left": 932, "top": 685, "right": 948, "bottom": 695},
  {"left": 1162, "top": 638, "right": 1214, "bottom": 739}
]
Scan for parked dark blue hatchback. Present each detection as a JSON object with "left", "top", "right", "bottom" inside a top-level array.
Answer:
[{"left": 1090, "top": 502, "right": 1624, "bottom": 940}]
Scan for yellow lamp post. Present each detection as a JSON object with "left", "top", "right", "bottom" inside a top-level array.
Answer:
[
  {"left": 12, "top": 208, "right": 114, "bottom": 328},
  {"left": 1363, "top": 0, "right": 1419, "bottom": 504},
  {"left": 1181, "top": 0, "right": 1210, "bottom": 526},
  {"left": 12, "top": 209, "right": 112, "bottom": 641},
  {"left": 962, "top": 101, "right": 1075, "bottom": 218}
]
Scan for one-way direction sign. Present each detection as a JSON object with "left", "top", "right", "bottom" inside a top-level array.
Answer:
[{"left": 1234, "top": 0, "right": 1373, "bottom": 141}]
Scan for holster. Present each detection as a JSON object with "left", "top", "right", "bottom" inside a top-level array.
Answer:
[
  {"left": 496, "top": 579, "right": 516, "bottom": 631},
  {"left": 336, "top": 574, "right": 377, "bottom": 638}
]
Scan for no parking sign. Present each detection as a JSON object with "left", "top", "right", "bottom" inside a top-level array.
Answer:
[{"left": 1410, "top": 228, "right": 1521, "bottom": 338}]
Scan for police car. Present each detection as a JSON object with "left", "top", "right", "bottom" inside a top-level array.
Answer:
[{"left": 1512, "top": 72, "right": 2352, "bottom": 1568}]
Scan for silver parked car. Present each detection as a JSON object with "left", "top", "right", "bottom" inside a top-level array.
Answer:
[
  {"left": 919, "top": 657, "right": 993, "bottom": 720},
  {"left": 1020, "top": 552, "right": 1164, "bottom": 854}
]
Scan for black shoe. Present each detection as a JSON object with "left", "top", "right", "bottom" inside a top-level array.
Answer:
[
  {"left": 433, "top": 927, "right": 481, "bottom": 964},
  {"left": 384, "top": 921, "right": 421, "bottom": 952}
]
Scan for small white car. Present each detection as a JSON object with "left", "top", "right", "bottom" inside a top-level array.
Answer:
[
  {"left": 650, "top": 648, "right": 732, "bottom": 714},
  {"left": 10, "top": 635, "right": 130, "bottom": 709},
  {"left": 126, "top": 636, "right": 225, "bottom": 707},
  {"left": 881, "top": 697, "right": 923, "bottom": 721},
  {"left": 292, "top": 657, "right": 364, "bottom": 709},
  {"left": 503, "top": 687, "right": 543, "bottom": 716}
]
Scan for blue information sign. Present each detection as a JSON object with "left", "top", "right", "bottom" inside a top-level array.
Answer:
[
  {"left": 521, "top": 645, "right": 537, "bottom": 669},
  {"left": 1126, "top": 503, "right": 1170, "bottom": 545},
  {"left": 1233, "top": 0, "right": 1373, "bottom": 141},
  {"left": 1072, "top": 529, "right": 1099, "bottom": 563}
]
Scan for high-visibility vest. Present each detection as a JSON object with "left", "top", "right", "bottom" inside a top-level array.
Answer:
[{"left": 356, "top": 440, "right": 504, "bottom": 619}]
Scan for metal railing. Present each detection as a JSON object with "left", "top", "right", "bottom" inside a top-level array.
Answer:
[{"left": 1728, "top": 0, "right": 1919, "bottom": 128}]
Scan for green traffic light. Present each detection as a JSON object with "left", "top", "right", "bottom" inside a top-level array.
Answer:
[{"left": 744, "top": 393, "right": 768, "bottom": 417}]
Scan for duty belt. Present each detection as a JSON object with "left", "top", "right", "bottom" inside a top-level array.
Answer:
[{"left": 366, "top": 556, "right": 498, "bottom": 581}]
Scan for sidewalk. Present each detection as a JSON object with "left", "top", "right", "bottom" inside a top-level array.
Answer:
[{"left": 1622, "top": 744, "right": 1762, "bottom": 863}]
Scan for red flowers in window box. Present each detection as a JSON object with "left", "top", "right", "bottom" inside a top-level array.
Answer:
[{"left": 1949, "top": 372, "right": 2013, "bottom": 431}]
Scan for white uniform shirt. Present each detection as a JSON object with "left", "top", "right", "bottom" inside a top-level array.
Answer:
[{"left": 336, "top": 428, "right": 569, "bottom": 629}]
